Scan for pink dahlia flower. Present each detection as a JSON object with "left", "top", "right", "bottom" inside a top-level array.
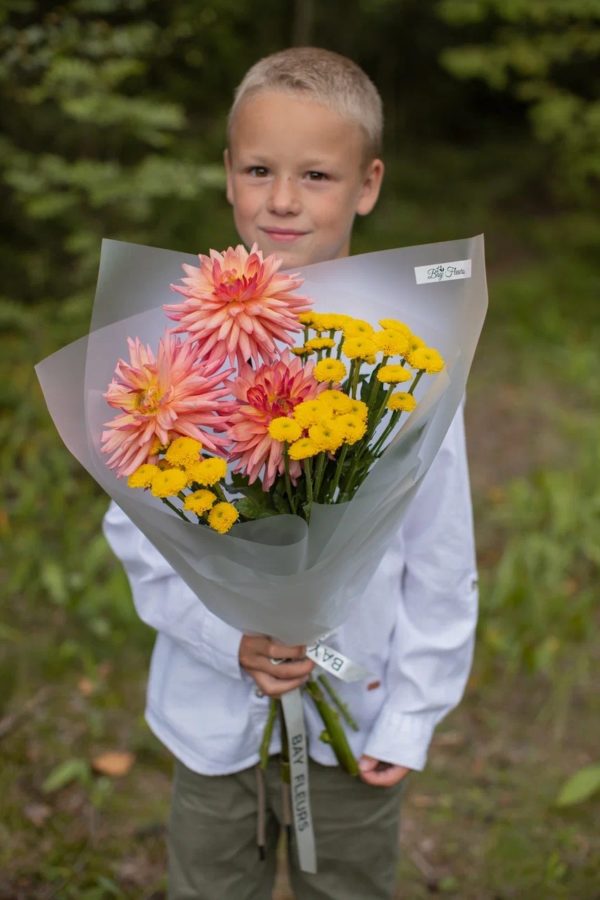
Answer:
[
  {"left": 101, "top": 332, "right": 232, "bottom": 477},
  {"left": 164, "top": 244, "right": 312, "bottom": 368},
  {"left": 228, "top": 351, "right": 326, "bottom": 491}
]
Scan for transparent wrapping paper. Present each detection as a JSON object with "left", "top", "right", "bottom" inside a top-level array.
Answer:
[{"left": 36, "top": 236, "right": 487, "bottom": 644}]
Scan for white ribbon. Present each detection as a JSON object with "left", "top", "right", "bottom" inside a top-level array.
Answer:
[
  {"left": 274, "top": 641, "right": 373, "bottom": 872},
  {"left": 306, "top": 639, "right": 373, "bottom": 683},
  {"left": 281, "top": 689, "right": 317, "bottom": 874}
]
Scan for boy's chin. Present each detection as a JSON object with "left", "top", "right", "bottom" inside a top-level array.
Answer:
[{"left": 254, "top": 243, "right": 311, "bottom": 270}]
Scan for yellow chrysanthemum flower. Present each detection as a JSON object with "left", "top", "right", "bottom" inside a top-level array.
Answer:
[
  {"left": 268, "top": 416, "right": 303, "bottom": 443},
  {"left": 308, "top": 314, "right": 327, "bottom": 333},
  {"left": 305, "top": 337, "right": 336, "bottom": 351},
  {"left": 342, "top": 336, "right": 378, "bottom": 360},
  {"left": 318, "top": 313, "right": 349, "bottom": 331},
  {"left": 373, "top": 329, "right": 410, "bottom": 356},
  {"left": 288, "top": 437, "right": 319, "bottom": 460},
  {"left": 376, "top": 364, "right": 412, "bottom": 384},
  {"left": 127, "top": 463, "right": 160, "bottom": 489},
  {"left": 291, "top": 346, "right": 309, "bottom": 357},
  {"left": 407, "top": 347, "right": 445, "bottom": 373},
  {"left": 165, "top": 436, "right": 203, "bottom": 467},
  {"left": 314, "top": 358, "right": 347, "bottom": 383},
  {"left": 184, "top": 489, "right": 217, "bottom": 515},
  {"left": 309, "top": 422, "right": 345, "bottom": 453},
  {"left": 387, "top": 392, "right": 417, "bottom": 413},
  {"left": 298, "top": 312, "right": 315, "bottom": 326},
  {"left": 293, "top": 399, "right": 327, "bottom": 429},
  {"left": 337, "top": 413, "right": 368, "bottom": 445},
  {"left": 346, "top": 398, "right": 369, "bottom": 420},
  {"left": 208, "top": 502, "right": 239, "bottom": 534},
  {"left": 150, "top": 468, "right": 189, "bottom": 498},
  {"left": 343, "top": 318, "right": 374, "bottom": 338},
  {"left": 187, "top": 456, "right": 228, "bottom": 486},
  {"left": 378, "top": 319, "right": 412, "bottom": 338},
  {"left": 406, "top": 334, "right": 425, "bottom": 354},
  {"left": 319, "top": 389, "right": 353, "bottom": 415}
]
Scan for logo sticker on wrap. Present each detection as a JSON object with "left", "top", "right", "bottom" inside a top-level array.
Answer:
[{"left": 415, "top": 259, "right": 472, "bottom": 284}]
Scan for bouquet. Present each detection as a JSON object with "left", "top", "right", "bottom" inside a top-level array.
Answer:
[{"left": 36, "top": 235, "right": 487, "bottom": 871}]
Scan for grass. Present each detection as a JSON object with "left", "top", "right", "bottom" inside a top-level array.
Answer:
[{"left": 1, "top": 143, "right": 598, "bottom": 897}]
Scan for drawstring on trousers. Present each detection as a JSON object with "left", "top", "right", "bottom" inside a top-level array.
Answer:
[{"left": 255, "top": 759, "right": 294, "bottom": 861}]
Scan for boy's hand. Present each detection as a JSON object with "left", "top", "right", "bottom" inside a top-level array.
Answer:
[
  {"left": 358, "top": 755, "right": 411, "bottom": 787},
  {"left": 240, "top": 634, "right": 315, "bottom": 698}
]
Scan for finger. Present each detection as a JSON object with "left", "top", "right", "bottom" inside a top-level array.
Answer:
[
  {"left": 251, "top": 657, "right": 315, "bottom": 680},
  {"left": 359, "top": 764, "right": 410, "bottom": 787},
  {"left": 251, "top": 671, "right": 311, "bottom": 698},
  {"left": 357, "top": 755, "right": 379, "bottom": 774},
  {"left": 267, "top": 642, "right": 308, "bottom": 661}
]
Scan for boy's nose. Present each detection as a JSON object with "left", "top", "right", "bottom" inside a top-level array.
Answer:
[{"left": 267, "top": 176, "right": 301, "bottom": 215}]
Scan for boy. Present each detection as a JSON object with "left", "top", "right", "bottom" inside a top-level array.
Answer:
[{"left": 104, "top": 47, "right": 478, "bottom": 900}]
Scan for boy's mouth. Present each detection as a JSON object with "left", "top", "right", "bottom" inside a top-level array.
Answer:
[{"left": 260, "top": 227, "right": 308, "bottom": 243}]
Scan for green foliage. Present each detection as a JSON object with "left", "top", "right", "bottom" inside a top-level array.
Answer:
[
  {"left": 556, "top": 763, "right": 600, "bottom": 807},
  {"left": 478, "top": 427, "right": 600, "bottom": 676},
  {"left": 439, "top": 0, "right": 600, "bottom": 196},
  {"left": 42, "top": 757, "right": 91, "bottom": 793}
]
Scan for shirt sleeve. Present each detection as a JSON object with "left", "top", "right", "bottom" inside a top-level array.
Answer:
[
  {"left": 362, "top": 406, "right": 479, "bottom": 771},
  {"left": 103, "top": 501, "right": 244, "bottom": 681}
]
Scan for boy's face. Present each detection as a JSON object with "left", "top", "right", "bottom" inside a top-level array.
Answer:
[{"left": 225, "top": 90, "right": 384, "bottom": 269}]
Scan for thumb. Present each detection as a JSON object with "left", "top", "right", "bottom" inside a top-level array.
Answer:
[{"left": 358, "top": 754, "right": 379, "bottom": 773}]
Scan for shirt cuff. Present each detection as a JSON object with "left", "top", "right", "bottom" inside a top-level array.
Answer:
[
  {"left": 363, "top": 709, "right": 440, "bottom": 771},
  {"left": 201, "top": 612, "right": 244, "bottom": 681}
]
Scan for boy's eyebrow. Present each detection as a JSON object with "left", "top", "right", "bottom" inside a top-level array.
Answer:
[{"left": 235, "top": 151, "right": 336, "bottom": 169}]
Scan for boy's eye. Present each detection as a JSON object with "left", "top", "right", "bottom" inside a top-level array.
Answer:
[
  {"left": 246, "top": 166, "right": 269, "bottom": 177},
  {"left": 305, "top": 171, "right": 328, "bottom": 181}
]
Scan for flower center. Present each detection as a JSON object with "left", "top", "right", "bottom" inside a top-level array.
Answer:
[
  {"left": 247, "top": 385, "right": 295, "bottom": 417},
  {"left": 136, "top": 379, "right": 163, "bottom": 415}
]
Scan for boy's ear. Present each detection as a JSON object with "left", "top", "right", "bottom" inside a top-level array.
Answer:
[
  {"left": 224, "top": 148, "right": 234, "bottom": 206},
  {"left": 356, "top": 158, "right": 385, "bottom": 217}
]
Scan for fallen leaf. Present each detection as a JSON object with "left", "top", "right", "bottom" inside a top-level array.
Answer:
[
  {"left": 411, "top": 793, "right": 435, "bottom": 808},
  {"left": 435, "top": 730, "right": 465, "bottom": 748},
  {"left": 77, "top": 677, "right": 95, "bottom": 697},
  {"left": 92, "top": 751, "right": 135, "bottom": 777}
]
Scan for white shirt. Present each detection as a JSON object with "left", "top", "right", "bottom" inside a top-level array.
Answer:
[{"left": 103, "top": 408, "right": 478, "bottom": 775}]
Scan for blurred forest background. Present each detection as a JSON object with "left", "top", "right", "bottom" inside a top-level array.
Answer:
[{"left": 1, "top": 1, "right": 599, "bottom": 897}]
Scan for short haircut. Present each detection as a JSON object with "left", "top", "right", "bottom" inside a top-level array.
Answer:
[{"left": 228, "top": 47, "right": 383, "bottom": 161}]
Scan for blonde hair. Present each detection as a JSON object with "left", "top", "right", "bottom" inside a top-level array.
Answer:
[{"left": 228, "top": 47, "right": 383, "bottom": 161}]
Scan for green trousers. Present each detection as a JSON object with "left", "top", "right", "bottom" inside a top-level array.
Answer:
[{"left": 168, "top": 755, "right": 403, "bottom": 900}]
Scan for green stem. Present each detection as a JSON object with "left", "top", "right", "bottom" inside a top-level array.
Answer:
[
  {"left": 259, "top": 699, "right": 278, "bottom": 769},
  {"left": 371, "top": 411, "right": 401, "bottom": 457},
  {"left": 365, "top": 355, "right": 388, "bottom": 408},
  {"left": 326, "top": 443, "right": 349, "bottom": 503},
  {"left": 408, "top": 369, "right": 424, "bottom": 395},
  {"left": 337, "top": 454, "right": 360, "bottom": 501},
  {"left": 160, "top": 497, "right": 190, "bottom": 522},
  {"left": 303, "top": 457, "right": 313, "bottom": 522},
  {"left": 371, "top": 384, "right": 395, "bottom": 431},
  {"left": 317, "top": 674, "right": 359, "bottom": 731},
  {"left": 304, "top": 458, "right": 313, "bottom": 504},
  {"left": 278, "top": 701, "right": 291, "bottom": 784},
  {"left": 350, "top": 359, "right": 361, "bottom": 398},
  {"left": 212, "top": 482, "right": 227, "bottom": 503},
  {"left": 283, "top": 446, "right": 295, "bottom": 514},
  {"left": 313, "top": 451, "right": 327, "bottom": 501},
  {"left": 303, "top": 680, "right": 358, "bottom": 776}
]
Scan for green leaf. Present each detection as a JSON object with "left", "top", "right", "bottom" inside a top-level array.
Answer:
[
  {"left": 42, "top": 758, "right": 90, "bottom": 794},
  {"left": 555, "top": 763, "right": 600, "bottom": 806},
  {"left": 272, "top": 491, "right": 291, "bottom": 515},
  {"left": 236, "top": 497, "right": 277, "bottom": 520}
]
